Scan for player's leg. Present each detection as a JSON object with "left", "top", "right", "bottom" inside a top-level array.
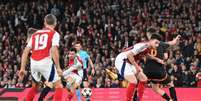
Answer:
[
  {"left": 168, "top": 79, "right": 177, "bottom": 101},
  {"left": 124, "top": 74, "right": 138, "bottom": 101},
  {"left": 136, "top": 72, "right": 147, "bottom": 101},
  {"left": 125, "top": 63, "right": 138, "bottom": 101},
  {"left": 75, "top": 74, "right": 82, "bottom": 101},
  {"left": 77, "top": 69, "right": 84, "bottom": 101},
  {"left": 38, "top": 81, "right": 53, "bottom": 101},
  {"left": 65, "top": 74, "right": 78, "bottom": 101},
  {"left": 151, "top": 83, "right": 171, "bottom": 101},
  {"left": 26, "top": 81, "right": 40, "bottom": 101},
  {"left": 26, "top": 66, "right": 41, "bottom": 101},
  {"left": 42, "top": 63, "right": 63, "bottom": 101},
  {"left": 53, "top": 79, "right": 63, "bottom": 101},
  {"left": 115, "top": 57, "right": 137, "bottom": 101}
]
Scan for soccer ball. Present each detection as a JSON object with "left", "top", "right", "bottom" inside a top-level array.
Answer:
[{"left": 81, "top": 88, "right": 92, "bottom": 97}]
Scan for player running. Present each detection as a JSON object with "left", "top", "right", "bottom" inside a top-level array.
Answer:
[
  {"left": 18, "top": 14, "right": 63, "bottom": 101},
  {"left": 115, "top": 39, "right": 160, "bottom": 101}
]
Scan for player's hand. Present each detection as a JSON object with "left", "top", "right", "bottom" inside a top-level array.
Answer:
[
  {"left": 175, "top": 35, "right": 181, "bottom": 42},
  {"left": 158, "top": 59, "right": 165, "bottom": 65},
  {"left": 18, "top": 69, "right": 26, "bottom": 81},
  {"left": 57, "top": 68, "right": 63, "bottom": 76},
  {"left": 136, "top": 65, "right": 142, "bottom": 74},
  {"left": 91, "top": 68, "right": 95, "bottom": 76}
]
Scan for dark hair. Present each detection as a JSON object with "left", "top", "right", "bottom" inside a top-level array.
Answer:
[
  {"left": 27, "top": 28, "right": 37, "bottom": 37},
  {"left": 69, "top": 48, "right": 77, "bottom": 53},
  {"left": 44, "top": 14, "right": 57, "bottom": 25},
  {"left": 150, "top": 34, "right": 162, "bottom": 41},
  {"left": 74, "top": 41, "right": 82, "bottom": 45},
  {"left": 147, "top": 27, "right": 157, "bottom": 33}
]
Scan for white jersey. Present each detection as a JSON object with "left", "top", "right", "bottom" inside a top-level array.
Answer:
[
  {"left": 117, "top": 42, "right": 149, "bottom": 59},
  {"left": 115, "top": 42, "right": 149, "bottom": 77},
  {"left": 63, "top": 56, "right": 83, "bottom": 86}
]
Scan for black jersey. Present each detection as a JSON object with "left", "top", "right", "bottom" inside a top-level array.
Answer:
[{"left": 144, "top": 41, "right": 169, "bottom": 81}]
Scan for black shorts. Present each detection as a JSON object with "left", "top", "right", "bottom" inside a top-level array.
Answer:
[
  {"left": 144, "top": 63, "right": 168, "bottom": 84},
  {"left": 149, "top": 75, "right": 171, "bottom": 85}
]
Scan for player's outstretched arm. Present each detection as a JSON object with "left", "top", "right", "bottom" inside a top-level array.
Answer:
[
  {"left": 19, "top": 47, "right": 31, "bottom": 79},
  {"left": 167, "top": 35, "right": 181, "bottom": 46},
  {"left": 147, "top": 54, "right": 165, "bottom": 65}
]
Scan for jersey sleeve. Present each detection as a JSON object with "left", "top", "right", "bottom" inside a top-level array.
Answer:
[
  {"left": 52, "top": 32, "right": 60, "bottom": 47},
  {"left": 84, "top": 51, "right": 90, "bottom": 59},
  {"left": 160, "top": 41, "right": 170, "bottom": 51},
  {"left": 26, "top": 36, "right": 32, "bottom": 48},
  {"left": 74, "top": 57, "right": 83, "bottom": 69},
  {"left": 131, "top": 43, "right": 148, "bottom": 55}
]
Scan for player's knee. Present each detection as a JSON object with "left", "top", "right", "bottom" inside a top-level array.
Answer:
[
  {"left": 139, "top": 72, "right": 148, "bottom": 81},
  {"left": 152, "top": 84, "right": 159, "bottom": 91},
  {"left": 152, "top": 87, "right": 160, "bottom": 94},
  {"left": 168, "top": 82, "right": 174, "bottom": 87},
  {"left": 45, "top": 81, "right": 53, "bottom": 88},
  {"left": 32, "top": 82, "right": 40, "bottom": 89},
  {"left": 54, "top": 80, "right": 63, "bottom": 88},
  {"left": 125, "top": 75, "right": 138, "bottom": 84}
]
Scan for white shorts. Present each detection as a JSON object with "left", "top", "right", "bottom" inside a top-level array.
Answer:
[
  {"left": 64, "top": 72, "right": 82, "bottom": 85},
  {"left": 30, "top": 57, "right": 60, "bottom": 83},
  {"left": 115, "top": 53, "right": 137, "bottom": 78}
]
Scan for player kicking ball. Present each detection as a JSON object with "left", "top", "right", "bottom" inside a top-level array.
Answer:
[
  {"left": 38, "top": 48, "right": 83, "bottom": 101},
  {"left": 63, "top": 48, "right": 83, "bottom": 101},
  {"left": 115, "top": 39, "right": 160, "bottom": 101}
]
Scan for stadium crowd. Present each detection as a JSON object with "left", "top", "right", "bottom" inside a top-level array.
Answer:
[{"left": 0, "top": 0, "right": 201, "bottom": 88}]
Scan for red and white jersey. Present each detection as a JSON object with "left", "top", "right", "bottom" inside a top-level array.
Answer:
[
  {"left": 118, "top": 42, "right": 150, "bottom": 61},
  {"left": 26, "top": 27, "right": 60, "bottom": 61},
  {"left": 67, "top": 56, "right": 83, "bottom": 74},
  {"left": 63, "top": 56, "right": 83, "bottom": 78}
]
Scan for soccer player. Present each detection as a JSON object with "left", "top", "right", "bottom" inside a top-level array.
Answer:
[
  {"left": 63, "top": 48, "right": 83, "bottom": 101},
  {"left": 18, "top": 14, "right": 63, "bottom": 101},
  {"left": 142, "top": 34, "right": 180, "bottom": 101},
  {"left": 74, "top": 41, "right": 95, "bottom": 101},
  {"left": 38, "top": 48, "right": 83, "bottom": 101},
  {"left": 115, "top": 39, "right": 160, "bottom": 101}
]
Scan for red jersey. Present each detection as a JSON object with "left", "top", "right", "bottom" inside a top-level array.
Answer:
[{"left": 26, "top": 28, "right": 60, "bottom": 61}]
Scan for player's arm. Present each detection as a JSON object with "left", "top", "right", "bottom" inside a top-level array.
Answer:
[
  {"left": 85, "top": 52, "right": 95, "bottom": 75},
  {"left": 20, "top": 47, "right": 31, "bottom": 71},
  {"left": 51, "top": 32, "right": 62, "bottom": 75},
  {"left": 166, "top": 35, "right": 181, "bottom": 46},
  {"left": 52, "top": 46, "right": 61, "bottom": 69},
  {"left": 63, "top": 59, "right": 82, "bottom": 77},
  {"left": 129, "top": 43, "right": 150, "bottom": 72},
  {"left": 147, "top": 54, "right": 165, "bottom": 64},
  {"left": 164, "top": 53, "right": 168, "bottom": 60},
  {"left": 19, "top": 36, "right": 32, "bottom": 79},
  {"left": 88, "top": 57, "right": 95, "bottom": 75},
  {"left": 127, "top": 52, "right": 141, "bottom": 72},
  {"left": 72, "top": 58, "right": 83, "bottom": 68}
]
